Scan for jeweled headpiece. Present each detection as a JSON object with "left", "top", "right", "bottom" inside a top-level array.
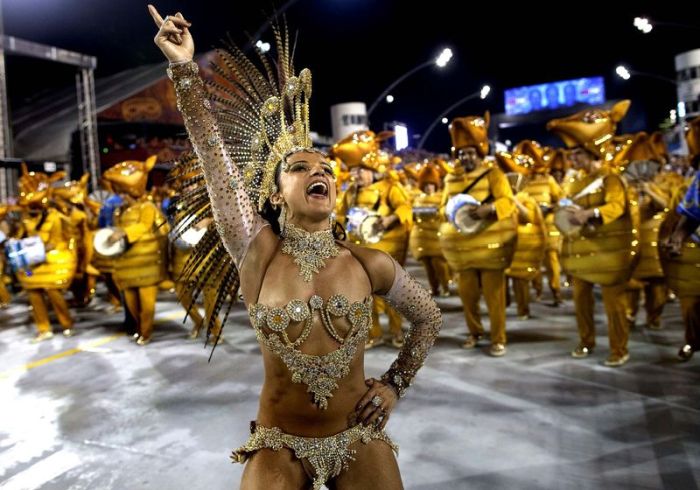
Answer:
[{"left": 208, "top": 25, "right": 315, "bottom": 210}]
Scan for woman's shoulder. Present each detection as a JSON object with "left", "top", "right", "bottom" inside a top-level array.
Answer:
[{"left": 336, "top": 241, "right": 395, "bottom": 294}]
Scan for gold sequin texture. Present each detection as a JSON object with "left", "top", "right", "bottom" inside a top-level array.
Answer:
[
  {"left": 248, "top": 295, "right": 372, "bottom": 409},
  {"left": 231, "top": 423, "right": 398, "bottom": 490},
  {"left": 281, "top": 223, "right": 340, "bottom": 282},
  {"left": 168, "top": 31, "right": 442, "bottom": 434}
]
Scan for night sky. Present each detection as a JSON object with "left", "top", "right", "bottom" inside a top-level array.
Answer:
[{"left": 4, "top": 0, "right": 699, "bottom": 152}]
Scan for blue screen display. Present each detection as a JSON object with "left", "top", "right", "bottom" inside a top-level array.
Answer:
[{"left": 504, "top": 76, "right": 605, "bottom": 116}]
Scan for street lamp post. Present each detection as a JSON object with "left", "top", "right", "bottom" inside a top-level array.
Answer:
[
  {"left": 616, "top": 64, "right": 687, "bottom": 152},
  {"left": 366, "top": 48, "right": 453, "bottom": 118},
  {"left": 417, "top": 85, "right": 490, "bottom": 150},
  {"left": 616, "top": 65, "right": 677, "bottom": 86},
  {"left": 633, "top": 16, "right": 700, "bottom": 34}
]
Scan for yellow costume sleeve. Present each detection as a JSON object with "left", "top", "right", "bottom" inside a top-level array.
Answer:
[
  {"left": 388, "top": 184, "right": 413, "bottom": 227},
  {"left": 548, "top": 175, "right": 564, "bottom": 201},
  {"left": 335, "top": 185, "right": 354, "bottom": 226},
  {"left": 598, "top": 175, "right": 626, "bottom": 224},
  {"left": 488, "top": 169, "right": 515, "bottom": 220},
  {"left": 123, "top": 203, "right": 156, "bottom": 244},
  {"left": 515, "top": 192, "right": 537, "bottom": 223}
]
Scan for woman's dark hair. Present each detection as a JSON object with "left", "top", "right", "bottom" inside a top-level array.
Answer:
[{"left": 258, "top": 159, "right": 346, "bottom": 240}]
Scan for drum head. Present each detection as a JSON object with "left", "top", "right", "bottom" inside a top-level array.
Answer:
[
  {"left": 359, "top": 215, "right": 383, "bottom": 244},
  {"left": 446, "top": 194, "right": 481, "bottom": 235},
  {"left": 453, "top": 205, "right": 482, "bottom": 235},
  {"left": 93, "top": 228, "right": 126, "bottom": 257},
  {"left": 554, "top": 206, "right": 581, "bottom": 237}
]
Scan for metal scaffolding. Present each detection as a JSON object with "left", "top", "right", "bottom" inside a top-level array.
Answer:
[{"left": 0, "top": 6, "right": 99, "bottom": 199}]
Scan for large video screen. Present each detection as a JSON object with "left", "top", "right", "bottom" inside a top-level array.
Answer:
[{"left": 504, "top": 76, "right": 605, "bottom": 116}]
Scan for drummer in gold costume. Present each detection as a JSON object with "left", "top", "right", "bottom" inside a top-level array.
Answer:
[
  {"left": 504, "top": 172, "right": 547, "bottom": 320},
  {"left": 101, "top": 156, "right": 168, "bottom": 345},
  {"left": 408, "top": 162, "right": 451, "bottom": 296},
  {"left": 661, "top": 118, "right": 700, "bottom": 360},
  {"left": 614, "top": 132, "right": 670, "bottom": 330},
  {"left": 14, "top": 165, "right": 77, "bottom": 341},
  {"left": 440, "top": 113, "right": 516, "bottom": 357},
  {"left": 516, "top": 141, "right": 565, "bottom": 305},
  {"left": 548, "top": 100, "right": 639, "bottom": 367},
  {"left": 334, "top": 130, "right": 413, "bottom": 348},
  {"left": 53, "top": 173, "right": 101, "bottom": 307},
  {"left": 92, "top": 179, "right": 126, "bottom": 310}
]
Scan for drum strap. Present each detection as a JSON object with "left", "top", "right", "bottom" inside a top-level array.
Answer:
[
  {"left": 458, "top": 168, "right": 492, "bottom": 196},
  {"left": 21, "top": 209, "right": 48, "bottom": 239},
  {"left": 36, "top": 209, "right": 49, "bottom": 232}
]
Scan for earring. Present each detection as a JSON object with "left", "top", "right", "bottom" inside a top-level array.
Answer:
[
  {"left": 278, "top": 204, "right": 287, "bottom": 235},
  {"left": 329, "top": 211, "right": 336, "bottom": 230}
]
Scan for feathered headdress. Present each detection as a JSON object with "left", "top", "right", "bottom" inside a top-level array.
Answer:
[
  {"left": 206, "top": 24, "right": 315, "bottom": 210},
  {"left": 167, "top": 23, "right": 317, "bottom": 355}
]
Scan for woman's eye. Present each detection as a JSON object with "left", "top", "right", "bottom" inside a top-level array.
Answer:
[
  {"left": 323, "top": 167, "right": 334, "bottom": 176},
  {"left": 291, "top": 165, "right": 307, "bottom": 172}
]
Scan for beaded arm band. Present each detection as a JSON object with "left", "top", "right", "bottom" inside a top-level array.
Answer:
[
  {"left": 167, "top": 61, "right": 265, "bottom": 268},
  {"left": 380, "top": 257, "right": 442, "bottom": 398}
]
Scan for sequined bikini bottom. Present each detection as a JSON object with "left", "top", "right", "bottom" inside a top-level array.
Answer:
[{"left": 231, "top": 421, "right": 398, "bottom": 490}]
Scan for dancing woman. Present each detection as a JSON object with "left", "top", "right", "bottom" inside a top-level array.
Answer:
[{"left": 148, "top": 5, "right": 441, "bottom": 489}]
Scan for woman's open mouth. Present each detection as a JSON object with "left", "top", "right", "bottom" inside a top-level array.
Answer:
[{"left": 306, "top": 181, "right": 329, "bottom": 200}]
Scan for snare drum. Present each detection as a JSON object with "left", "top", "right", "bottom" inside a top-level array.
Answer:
[
  {"left": 93, "top": 227, "right": 127, "bottom": 258},
  {"left": 346, "top": 207, "right": 383, "bottom": 244},
  {"left": 5, "top": 236, "right": 46, "bottom": 273},
  {"left": 412, "top": 206, "right": 438, "bottom": 222},
  {"left": 445, "top": 194, "right": 482, "bottom": 235}
]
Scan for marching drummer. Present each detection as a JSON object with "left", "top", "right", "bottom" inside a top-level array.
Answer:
[
  {"left": 408, "top": 161, "right": 452, "bottom": 297},
  {"left": 439, "top": 113, "right": 516, "bottom": 357},
  {"left": 12, "top": 165, "right": 77, "bottom": 341},
  {"left": 333, "top": 130, "right": 413, "bottom": 349},
  {"left": 100, "top": 156, "right": 169, "bottom": 346},
  {"left": 548, "top": 101, "right": 636, "bottom": 367}
]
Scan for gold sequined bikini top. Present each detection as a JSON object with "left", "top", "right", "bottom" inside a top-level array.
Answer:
[{"left": 248, "top": 294, "right": 372, "bottom": 410}]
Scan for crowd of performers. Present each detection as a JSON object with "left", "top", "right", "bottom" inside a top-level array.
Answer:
[{"left": 1, "top": 106, "right": 699, "bottom": 367}]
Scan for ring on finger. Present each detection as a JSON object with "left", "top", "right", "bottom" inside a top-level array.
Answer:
[
  {"left": 371, "top": 395, "right": 383, "bottom": 407},
  {"left": 163, "top": 15, "right": 170, "bottom": 25}
]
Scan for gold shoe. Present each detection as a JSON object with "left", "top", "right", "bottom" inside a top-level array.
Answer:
[
  {"left": 518, "top": 314, "right": 530, "bottom": 321},
  {"left": 136, "top": 335, "right": 151, "bottom": 346},
  {"left": 604, "top": 353, "right": 630, "bottom": 367},
  {"left": 62, "top": 329, "right": 74, "bottom": 337},
  {"left": 571, "top": 345, "right": 593, "bottom": 358},
  {"left": 678, "top": 344, "right": 694, "bottom": 362},
  {"left": 364, "top": 338, "right": 384, "bottom": 350},
  {"left": 131, "top": 333, "right": 140, "bottom": 341},
  {"left": 489, "top": 343, "right": 507, "bottom": 357},
  {"left": 391, "top": 335, "right": 404, "bottom": 349},
  {"left": 462, "top": 334, "right": 483, "bottom": 349},
  {"left": 32, "top": 331, "right": 54, "bottom": 343},
  {"left": 188, "top": 328, "right": 201, "bottom": 340}
]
